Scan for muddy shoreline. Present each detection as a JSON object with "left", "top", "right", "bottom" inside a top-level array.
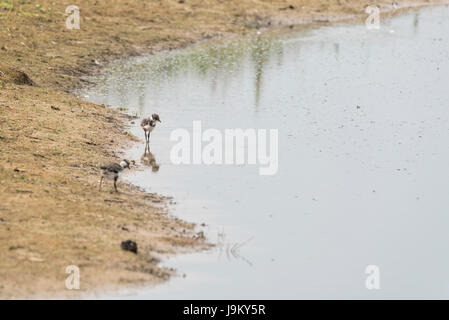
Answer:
[{"left": 0, "top": 0, "right": 446, "bottom": 299}]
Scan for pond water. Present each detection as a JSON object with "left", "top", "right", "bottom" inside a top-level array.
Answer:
[{"left": 83, "top": 5, "right": 449, "bottom": 299}]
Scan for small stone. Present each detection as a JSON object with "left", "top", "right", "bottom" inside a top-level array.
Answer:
[
  {"left": 29, "top": 257, "right": 44, "bottom": 262},
  {"left": 121, "top": 240, "right": 138, "bottom": 254},
  {"left": 194, "top": 231, "right": 205, "bottom": 240}
]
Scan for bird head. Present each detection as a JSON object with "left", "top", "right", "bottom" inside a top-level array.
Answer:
[
  {"left": 152, "top": 114, "right": 161, "bottom": 123},
  {"left": 120, "top": 159, "right": 131, "bottom": 169}
]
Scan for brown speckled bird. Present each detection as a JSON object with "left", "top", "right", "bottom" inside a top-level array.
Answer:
[
  {"left": 99, "top": 159, "right": 130, "bottom": 192},
  {"left": 140, "top": 114, "right": 161, "bottom": 143}
]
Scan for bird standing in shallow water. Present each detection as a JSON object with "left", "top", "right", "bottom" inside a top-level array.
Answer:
[
  {"left": 140, "top": 118, "right": 156, "bottom": 143},
  {"left": 99, "top": 159, "right": 130, "bottom": 192},
  {"left": 141, "top": 114, "right": 161, "bottom": 144}
]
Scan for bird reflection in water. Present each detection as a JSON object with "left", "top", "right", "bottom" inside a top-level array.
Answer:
[{"left": 141, "top": 142, "right": 160, "bottom": 172}]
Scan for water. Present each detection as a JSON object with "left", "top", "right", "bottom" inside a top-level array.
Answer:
[{"left": 83, "top": 6, "right": 449, "bottom": 299}]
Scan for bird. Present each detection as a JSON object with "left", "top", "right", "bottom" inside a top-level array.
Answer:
[
  {"left": 141, "top": 118, "right": 156, "bottom": 143},
  {"left": 99, "top": 159, "right": 130, "bottom": 192},
  {"left": 141, "top": 113, "right": 161, "bottom": 144}
]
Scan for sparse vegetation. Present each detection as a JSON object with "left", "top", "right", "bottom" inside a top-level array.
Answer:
[{"left": 0, "top": 0, "right": 441, "bottom": 298}]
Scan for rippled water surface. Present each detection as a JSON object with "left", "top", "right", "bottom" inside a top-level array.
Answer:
[{"left": 83, "top": 6, "right": 449, "bottom": 299}]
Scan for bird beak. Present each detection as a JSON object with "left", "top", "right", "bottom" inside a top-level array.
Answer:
[{"left": 157, "top": 119, "right": 161, "bottom": 123}]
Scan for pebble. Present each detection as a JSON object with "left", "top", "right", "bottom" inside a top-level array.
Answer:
[{"left": 121, "top": 240, "right": 138, "bottom": 254}]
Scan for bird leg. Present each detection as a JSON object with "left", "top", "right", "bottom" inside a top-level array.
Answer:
[
  {"left": 144, "top": 141, "right": 150, "bottom": 154},
  {"left": 114, "top": 176, "right": 118, "bottom": 192},
  {"left": 99, "top": 176, "right": 103, "bottom": 191}
]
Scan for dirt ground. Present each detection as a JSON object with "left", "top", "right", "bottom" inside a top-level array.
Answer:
[{"left": 0, "top": 0, "right": 444, "bottom": 299}]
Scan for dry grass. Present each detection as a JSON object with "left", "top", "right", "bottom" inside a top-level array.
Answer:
[{"left": 0, "top": 0, "right": 442, "bottom": 298}]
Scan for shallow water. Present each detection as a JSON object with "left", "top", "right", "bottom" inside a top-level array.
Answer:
[{"left": 83, "top": 6, "right": 449, "bottom": 299}]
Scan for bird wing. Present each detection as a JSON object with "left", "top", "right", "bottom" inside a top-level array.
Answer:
[
  {"left": 101, "top": 163, "right": 122, "bottom": 173},
  {"left": 141, "top": 118, "right": 150, "bottom": 127}
]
